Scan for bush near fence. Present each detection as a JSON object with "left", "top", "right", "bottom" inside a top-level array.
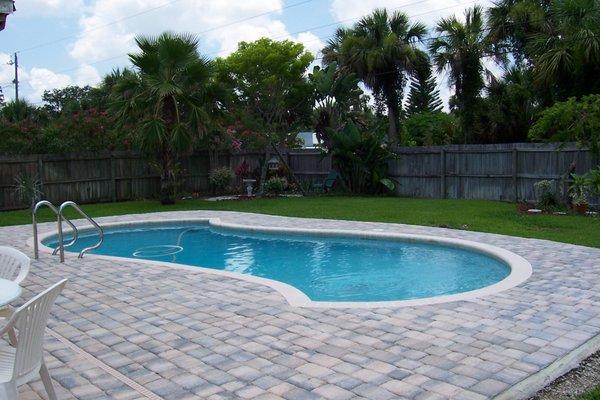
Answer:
[{"left": 0, "top": 143, "right": 596, "bottom": 211}]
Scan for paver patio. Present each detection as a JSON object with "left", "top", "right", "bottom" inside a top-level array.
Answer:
[{"left": 2, "top": 211, "right": 598, "bottom": 399}]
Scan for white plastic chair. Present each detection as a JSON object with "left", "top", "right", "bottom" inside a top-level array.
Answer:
[
  {"left": 0, "top": 279, "right": 67, "bottom": 400},
  {"left": 0, "top": 246, "right": 30, "bottom": 329},
  {"left": 0, "top": 246, "right": 30, "bottom": 285}
]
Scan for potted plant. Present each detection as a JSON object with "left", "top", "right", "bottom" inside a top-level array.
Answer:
[{"left": 568, "top": 173, "right": 590, "bottom": 214}]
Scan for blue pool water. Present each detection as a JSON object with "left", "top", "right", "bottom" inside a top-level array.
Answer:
[{"left": 44, "top": 223, "right": 510, "bottom": 302}]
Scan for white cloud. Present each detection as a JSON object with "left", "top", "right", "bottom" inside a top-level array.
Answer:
[
  {"left": 69, "top": 0, "right": 286, "bottom": 63},
  {"left": 74, "top": 65, "right": 101, "bottom": 86},
  {"left": 0, "top": 53, "right": 14, "bottom": 86},
  {"left": 27, "top": 67, "right": 72, "bottom": 100},
  {"left": 330, "top": 0, "right": 493, "bottom": 28},
  {"left": 17, "top": 0, "right": 84, "bottom": 17},
  {"left": 294, "top": 31, "right": 325, "bottom": 58}
]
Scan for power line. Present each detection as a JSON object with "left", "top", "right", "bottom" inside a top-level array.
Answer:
[
  {"left": 11, "top": 0, "right": 478, "bottom": 83},
  {"left": 8, "top": 1, "right": 598, "bottom": 100},
  {"left": 13, "top": 0, "right": 315, "bottom": 55}
]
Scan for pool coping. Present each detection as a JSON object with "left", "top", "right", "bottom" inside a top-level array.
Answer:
[{"left": 30, "top": 217, "right": 533, "bottom": 309}]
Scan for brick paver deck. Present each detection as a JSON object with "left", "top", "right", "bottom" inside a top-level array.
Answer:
[{"left": 1, "top": 211, "right": 598, "bottom": 399}]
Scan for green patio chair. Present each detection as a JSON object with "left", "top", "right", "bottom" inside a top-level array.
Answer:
[{"left": 313, "top": 171, "right": 338, "bottom": 193}]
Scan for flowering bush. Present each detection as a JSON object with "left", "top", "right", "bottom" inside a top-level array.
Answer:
[
  {"left": 264, "top": 177, "right": 288, "bottom": 194},
  {"left": 235, "top": 160, "right": 250, "bottom": 179},
  {"left": 209, "top": 167, "right": 235, "bottom": 193}
]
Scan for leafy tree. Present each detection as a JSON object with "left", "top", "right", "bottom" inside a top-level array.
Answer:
[
  {"left": 430, "top": 6, "right": 501, "bottom": 142},
  {"left": 215, "top": 38, "right": 314, "bottom": 145},
  {"left": 526, "top": 0, "right": 600, "bottom": 100},
  {"left": 322, "top": 9, "right": 427, "bottom": 145},
  {"left": 309, "top": 62, "right": 363, "bottom": 149},
  {"left": 110, "top": 32, "right": 221, "bottom": 205},
  {"left": 529, "top": 94, "right": 600, "bottom": 156},
  {"left": 42, "top": 85, "right": 100, "bottom": 115},
  {"left": 404, "top": 112, "right": 458, "bottom": 146},
  {"left": 405, "top": 57, "right": 443, "bottom": 116}
]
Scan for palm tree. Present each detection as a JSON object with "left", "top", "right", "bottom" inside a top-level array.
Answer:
[
  {"left": 309, "top": 62, "right": 363, "bottom": 149},
  {"left": 527, "top": 0, "right": 600, "bottom": 99},
  {"left": 0, "top": 99, "right": 42, "bottom": 123},
  {"left": 322, "top": 9, "right": 427, "bottom": 145},
  {"left": 429, "top": 6, "right": 500, "bottom": 141},
  {"left": 110, "top": 32, "right": 220, "bottom": 205},
  {"left": 486, "top": 0, "right": 550, "bottom": 65}
]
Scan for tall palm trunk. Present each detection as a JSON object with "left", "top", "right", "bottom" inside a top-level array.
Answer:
[
  {"left": 159, "top": 147, "right": 176, "bottom": 205},
  {"left": 160, "top": 96, "right": 178, "bottom": 205},
  {"left": 383, "top": 84, "right": 400, "bottom": 146}
]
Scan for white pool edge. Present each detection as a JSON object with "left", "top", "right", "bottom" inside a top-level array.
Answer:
[{"left": 29, "top": 217, "right": 533, "bottom": 309}]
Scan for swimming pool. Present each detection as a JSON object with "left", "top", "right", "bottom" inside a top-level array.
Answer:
[{"left": 42, "top": 220, "right": 530, "bottom": 306}]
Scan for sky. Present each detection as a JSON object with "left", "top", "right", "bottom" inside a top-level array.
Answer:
[{"left": 0, "top": 0, "right": 492, "bottom": 105}]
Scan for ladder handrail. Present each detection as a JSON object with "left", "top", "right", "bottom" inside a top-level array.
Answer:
[
  {"left": 32, "top": 200, "right": 78, "bottom": 260},
  {"left": 57, "top": 201, "right": 104, "bottom": 262}
]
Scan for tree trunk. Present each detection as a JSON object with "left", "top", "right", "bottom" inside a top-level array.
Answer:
[
  {"left": 384, "top": 85, "right": 400, "bottom": 146},
  {"left": 257, "top": 147, "right": 270, "bottom": 195},
  {"left": 160, "top": 149, "right": 176, "bottom": 205}
]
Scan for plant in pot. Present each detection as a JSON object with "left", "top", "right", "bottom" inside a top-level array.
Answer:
[{"left": 568, "top": 173, "right": 590, "bottom": 214}]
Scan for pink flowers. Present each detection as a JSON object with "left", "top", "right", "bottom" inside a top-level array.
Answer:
[{"left": 231, "top": 139, "right": 242, "bottom": 152}]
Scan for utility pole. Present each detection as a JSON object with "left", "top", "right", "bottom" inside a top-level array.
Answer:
[{"left": 8, "top": 52, "right": 17, "bottom": 101}]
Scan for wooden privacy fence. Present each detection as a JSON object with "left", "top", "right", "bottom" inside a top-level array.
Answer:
[
  {"left": 0, "top": 149, "right": 331, "bottom": 211},
  {"left": 0, "top": 143, "right": 596, "bottom": 211},
  {"left": 389, "top": 142, "right": 598, "bottom": 203}
]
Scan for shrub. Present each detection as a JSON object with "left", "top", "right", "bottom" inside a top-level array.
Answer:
[
  {"left": 326, "top": 122, "right": 395, "bottom": 194},
  {"left": 529, "top": 95, "right": 600, "bottom": 156},
  {"left": 533, "top": 180, "right": 559, "bottom": 210},
  {"left": 404, "top": 112, "right": 458, "bottom": 146},
  {"left": 568, "top": 174, "right": 590, "bottom": 206},
  {"left": 586, "top": 166, "right": 600, "bottom": 195},
  {"left": 264, "top": 177, "right": 288, "bottom": 194},
  {"left": 209, "top": 167, "right": 234, "bottom": 193}
]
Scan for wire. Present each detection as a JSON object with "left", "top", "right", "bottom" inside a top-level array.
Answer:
[
  {"left": 9, "top": 1, "right": 599, "bottom": 100},
  {"left": 12, "top": 0, "right": 480, "bottom": 80},
  {"left": 13, "top": 0, "right": 315, "bottom": 55}
]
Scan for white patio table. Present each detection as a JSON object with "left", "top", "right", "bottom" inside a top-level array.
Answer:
[{"left": 0, "top": 278, "right": 21, "bottom": 308}]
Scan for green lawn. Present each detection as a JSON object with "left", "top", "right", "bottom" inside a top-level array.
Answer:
[
  {"left": 579, "top": 385, "right": 600, "bottom": 400},
  {"left": 0, "top": 196, "right": 598, "bottom": 248}
]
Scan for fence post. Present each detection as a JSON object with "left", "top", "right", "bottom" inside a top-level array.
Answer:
[
  {"left": 110, "top": 154, "right": 117, "bottom": 202},
  {"left": 512, "top": 147, "right": 518, "bottom": 202},
  {"left": 440, "top": 148, "right": 446, "bottom": 199},
  {"left": 37, "top": 155, "right": 44, "bottom": 195}
]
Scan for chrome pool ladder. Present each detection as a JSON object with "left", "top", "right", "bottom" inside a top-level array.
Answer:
[{"left": 33, "top": 200, "right": 104, "bottom": 262}]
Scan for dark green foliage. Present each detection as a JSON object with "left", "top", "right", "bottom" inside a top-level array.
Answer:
[
  {"left": 264, "top": 177, "right": 288, "bottom": 194},
  {"left": 309, "top": 62, "right": 363, "bottom": 148},
  {"left": 41, "top": 85, "right": 104, "bottom": 115},
  {"left": 529, "top": 94, "right": 600, "bottom": 156},
  {"left": 404, "top": 112, "right": 458, "bottom": 146},
  {"left": 326, "top": 121, "right": 395, "bottom": 194},
  {"left": 478, "top": 67, "right": 537, "bottom": 143},
  {"left": 405, "top": 58, "right": 443, "bottom": 116}
]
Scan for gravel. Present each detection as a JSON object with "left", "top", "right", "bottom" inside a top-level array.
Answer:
[{"left": 529, "top": 351, "right": 600, "bottom": 399}]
